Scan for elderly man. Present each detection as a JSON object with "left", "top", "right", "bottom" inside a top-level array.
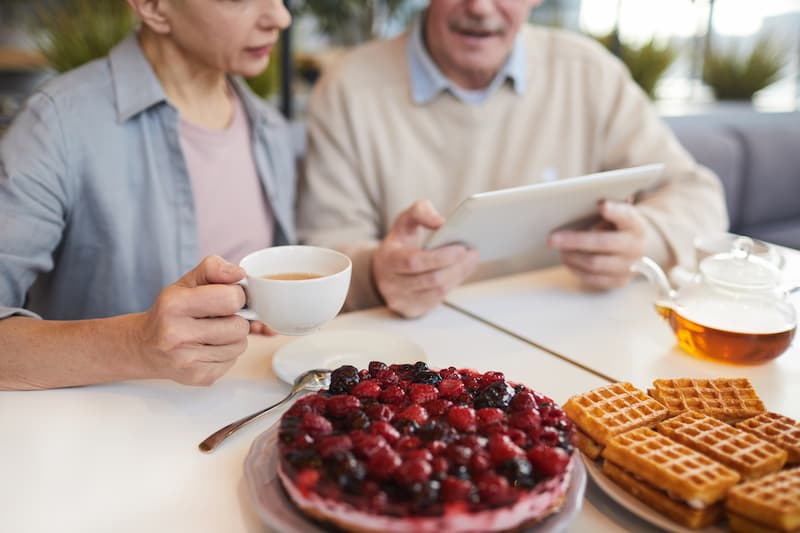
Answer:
[
  {"left": 0, "top": 0, "right": 294, "bottom": 390},
  {"left": 298, "top": 0, "right": 727, "bottom": 317}
]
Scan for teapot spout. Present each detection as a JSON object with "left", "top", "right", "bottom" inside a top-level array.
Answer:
[{"left": 631, "top": 257, "right": 676, "bottom": 301}]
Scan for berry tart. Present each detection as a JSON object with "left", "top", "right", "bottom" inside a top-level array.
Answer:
[{"left": 276, "top": 362, "right": 576, "bottom": 532}]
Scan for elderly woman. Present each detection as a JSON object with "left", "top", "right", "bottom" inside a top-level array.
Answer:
[{"left": 0, "top": 0, "right": 294, "bottom": 389}]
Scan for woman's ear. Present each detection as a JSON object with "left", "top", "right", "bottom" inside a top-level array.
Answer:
[{"left": 127, "top": 0, "right": 172, "bottom": 35}]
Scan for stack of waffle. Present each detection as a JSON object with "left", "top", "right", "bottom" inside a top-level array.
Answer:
[
  {"left": 562, "top": 382, "right": 668, "bottom": 460},
  {"left": 563, "top": 378, "right": 800, "bottom": 531},
  {"left": 726, "top": 468, "right": 800, "bottom": 533}
]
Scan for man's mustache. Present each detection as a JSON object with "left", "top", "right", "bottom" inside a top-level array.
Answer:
[{"left": 449, "top": 18, "right": 506, "bottom": 35}]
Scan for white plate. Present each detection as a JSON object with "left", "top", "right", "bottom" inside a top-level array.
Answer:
[
  {"left": 271, "top": 329, "right": 428, "bottom": 385},
  {"left": 582, "top": 456, "right": 726, "bottom": 533},
  {"left": 244, "top": 424, "right": 587, "bottom": 533}
]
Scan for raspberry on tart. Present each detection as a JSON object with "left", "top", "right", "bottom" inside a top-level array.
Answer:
[{"left": 277, "top": 362, "right": 576, "bottom": 533}]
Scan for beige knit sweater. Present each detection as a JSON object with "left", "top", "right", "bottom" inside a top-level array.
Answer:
[{"left": 298, "top": 25, "right": 728, "bottom": 311}]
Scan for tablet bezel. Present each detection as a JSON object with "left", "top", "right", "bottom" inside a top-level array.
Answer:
[{"left": 424, "top": 164, "right": 665, "bottom": 263}]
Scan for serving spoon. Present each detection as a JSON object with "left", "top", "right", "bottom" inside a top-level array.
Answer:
[{"left": 198, "top": 368, "right": 331, "bottom": 453}]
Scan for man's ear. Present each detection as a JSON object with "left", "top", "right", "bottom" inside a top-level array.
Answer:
[{"left": 127, "top": 0, "right": 172, "bottom": 35}]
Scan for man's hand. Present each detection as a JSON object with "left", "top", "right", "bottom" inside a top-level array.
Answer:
[
  {"left": 548, "top": 200, "right": 647, "bottom": 290},
  {"left": 373, "top": 200, "right": 480, "bottom": 318},
  {"left": 135, "top": 255, "right": 251, "bottom": 385}
]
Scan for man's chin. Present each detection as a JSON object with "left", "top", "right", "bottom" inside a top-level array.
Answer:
[{"left": 453, "top": 56, "right": 507, "bottom": 79}]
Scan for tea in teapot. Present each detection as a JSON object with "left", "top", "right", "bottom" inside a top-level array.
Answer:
[
  {"left": 654, "top": 297, "right": 795, "bottom": 364},
  {"left": 634, "top": 237, "right": 797, "bottom": 364}
]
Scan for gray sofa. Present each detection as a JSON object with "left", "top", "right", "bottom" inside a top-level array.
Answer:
[{"left": 665, "top": 110, "right": 800, "bottom": 250}]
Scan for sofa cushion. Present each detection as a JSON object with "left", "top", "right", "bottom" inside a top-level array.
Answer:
[
  {"left": 746, "top": 218, "right": 800, "bottom": 251},
  {"left": 666, "top": 116, "right": 746, "bottom": 231},
  {"left": 732, "top": 117, "right": 800, "bottom": 229}
]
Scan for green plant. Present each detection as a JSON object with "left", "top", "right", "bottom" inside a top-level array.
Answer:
[
  {"left": 295, "top": 0, "right": 419, "bottom": 45},
  {"left": 245, "top": 44, "right": 282, "bottom": 100},
  {"left": 703, "top": 37, "right": 787, "bottom": 101},
  {"left": 34, "top": 0, "right": 135, "bottom": 73},
  {"left": 32, "top": 0, "right": 279, "bottom": 100},
  {"left": 595, "top": 33, "right": 678, "bottom": 99}
]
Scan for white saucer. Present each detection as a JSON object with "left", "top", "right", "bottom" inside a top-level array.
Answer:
[{"left": 271, "top": 329, "right": 427, "bottom": 385}]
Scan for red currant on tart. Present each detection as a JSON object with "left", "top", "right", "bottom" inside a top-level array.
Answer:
[{"left": 277, "top": 362, "right": 576, "bottom": 532}]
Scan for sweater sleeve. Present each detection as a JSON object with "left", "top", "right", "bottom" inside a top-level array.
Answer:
[
  {"left": 594, "top": 57, "right": 729, "bottom": 270},
  {"left": 297, "top": 71, "right": 384, "bottom": 310}
]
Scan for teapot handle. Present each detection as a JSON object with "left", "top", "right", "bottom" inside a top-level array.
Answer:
[{"left": 630, "top": 257, "right": 676, "bottom": 301}]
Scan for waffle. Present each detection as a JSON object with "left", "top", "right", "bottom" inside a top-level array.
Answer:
[
  {"left": 726, "top": 467, "right": 800, "bottom": 532},
  {"left": 574, "top": 427, "right": 603, "bottom": 460},
  {"left": 603, "top": 460, "right": 723, "bottom": 529},
  {"left": 657, "top": 411, "right": 787, "bottom": 480},
  {"left": 728, "top": 513, "right": 798, "bottom": 533},
  {"left": 562, "top": 382, "right": 669, "bottom": 451},
  {"left": 737, "top": 412, "right": 800, "bottom": 465},
  {"left": 602, "top": 427, "right": 740, "bottom": 505},
  {"left": 648, "top": 378, "right": 765, "bottom": 423}
]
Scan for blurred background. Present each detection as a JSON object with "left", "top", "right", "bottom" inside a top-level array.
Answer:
[{"left": 1, "top": 0, "right": 799, "bottom": 130}]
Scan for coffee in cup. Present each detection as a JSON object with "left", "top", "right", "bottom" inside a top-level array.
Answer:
[
  {"left": 237, "top": 246, "right": 351, "bottom": 335},
  {"left": 262, "top": 273, "right": 322, "bottom": 281}
]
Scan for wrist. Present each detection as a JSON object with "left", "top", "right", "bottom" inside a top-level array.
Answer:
[{"left": 108, "top": 312, "right": 156, "bottom": 380}]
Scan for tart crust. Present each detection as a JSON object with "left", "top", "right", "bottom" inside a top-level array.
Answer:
[{"left": 278, "top": 459, "right": 572, "bottom": 533}]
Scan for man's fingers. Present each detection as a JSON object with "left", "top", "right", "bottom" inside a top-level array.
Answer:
[
  {"left": 549, "top": 229, "right": 635, "bottom": 254},
  {"left": 561, "top": 253, "right": 633, "bottom": 290},
  {"left": 177, "top": 255, "right": 246, "bottom": 288},
  {"left": 599, "top": 201, "right": 645, "bottom": 234},
  {"left": 387, "top": 288, "right": 446, "bottom": 319},
  {"left": 387, "top": 244, "right": 470, "bottom": 275},
  {"left": 561, "top": 251, "right": 634, "bottom": 277},
  {"left": 456, "top": 249, "right": 481, "bottom": 286},
  {"left": 407, "top": 251, "right": 478, "bottom": 311},
  {"left": 384, "top": 250, "right": 479, "bottom": 317},
  {"left": 391, "top": 200, "right": 445, "bottom": 237},
  {"left": 401, "top": 249, "right": 479, "bottom": 292}
]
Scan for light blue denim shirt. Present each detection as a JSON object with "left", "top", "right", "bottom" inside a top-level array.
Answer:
[
  {"left": 407, "top": 16, "right": 527, "bottom": 105},
  {"left": 0, "top": 34, "right": 296, "bottom": 321}
]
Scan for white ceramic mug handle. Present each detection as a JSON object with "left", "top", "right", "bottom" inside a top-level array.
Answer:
[{"left": 234, "top": 278, "right": 258, "bottom": 321}]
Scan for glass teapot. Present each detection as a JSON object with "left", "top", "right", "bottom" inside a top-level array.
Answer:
[{"left": 632, "top": 237, "right": 797, "bottom": 364}]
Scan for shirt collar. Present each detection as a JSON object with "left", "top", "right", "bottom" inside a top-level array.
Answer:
[
  {"left": 108, "top": 34, "right": 275, "bottom": 127},
  {"left": 407, "top": 14, "right": 527, "bottom": 105},
  {"left": 109, "top": 34, "right": 168, "bottom": 122}
]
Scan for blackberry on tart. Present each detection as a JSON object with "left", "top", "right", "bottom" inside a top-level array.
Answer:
[{"left": 276, "top": 362, "right": 576, "bottom": 533}]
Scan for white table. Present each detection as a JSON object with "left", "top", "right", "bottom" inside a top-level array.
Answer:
[
  {"left": 1, "top": 305, "right": 623, "bottom": 533},
  {"left": 447, "top": 248, "right": 800, "bottom": 420}
]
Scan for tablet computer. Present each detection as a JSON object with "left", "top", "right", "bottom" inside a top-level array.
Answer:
[{"left": 424, "top": 164, "right": 664, "bottom": 263}]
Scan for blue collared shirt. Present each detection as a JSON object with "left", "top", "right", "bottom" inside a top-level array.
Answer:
[
  {"left": 0, "top": 34, "right": 296, "bottom": 320},
  {"left": 407, "top": 15, "right": 527, "bottom": 105}
]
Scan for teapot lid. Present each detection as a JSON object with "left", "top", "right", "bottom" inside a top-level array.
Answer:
[{"left": 699, "top": 236, "right": 781, "bottom": 291}]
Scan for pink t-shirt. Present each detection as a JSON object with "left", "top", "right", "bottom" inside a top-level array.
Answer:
[{"left": 179, "top": 92, "right": 274, "bottom": 264}]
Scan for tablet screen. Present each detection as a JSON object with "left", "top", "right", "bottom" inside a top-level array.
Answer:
[{"left": 424, "top": 164, "right": 664, "bottom": 263}]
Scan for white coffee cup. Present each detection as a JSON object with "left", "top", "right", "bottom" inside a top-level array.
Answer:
[{"left": 237, "top": 246, "right": 352, "bottom": 336}]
